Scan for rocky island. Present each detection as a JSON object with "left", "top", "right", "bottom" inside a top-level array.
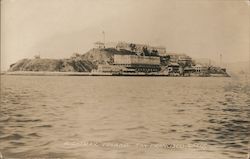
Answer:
[{"left": 7, "top": 42, "right": 229, "bottom": 77}]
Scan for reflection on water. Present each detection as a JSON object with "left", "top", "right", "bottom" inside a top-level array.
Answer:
[{"left": 0, "top": 75, "right": 249, "bottom": 159}]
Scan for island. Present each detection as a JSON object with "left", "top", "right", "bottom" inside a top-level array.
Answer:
[{"left": 6, "top": 41, "right": 229, "bottom": 77}]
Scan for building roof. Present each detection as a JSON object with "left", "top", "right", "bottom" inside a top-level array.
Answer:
[
  {"left": 194, "top": 64, "right": 203, "bottom": 67},
  {"left": 184, "top": 67, "right": 195, "bottom": 71},
  {"left": 168, "top": 62, "right": 179, "bottom": 66}
]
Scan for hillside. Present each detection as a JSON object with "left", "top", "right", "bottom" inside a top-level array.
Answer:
[{"left": 8, "top": 48, "right": 135, "bottom": 72}]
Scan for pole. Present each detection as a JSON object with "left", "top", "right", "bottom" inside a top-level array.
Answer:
[
  {"left": 220, "top": 53, "right": 222, "bottom": 67},
  {"left": 102, "top": 31, "right": 105, "bottom": 48}
]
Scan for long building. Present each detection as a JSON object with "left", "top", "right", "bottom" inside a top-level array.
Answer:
[{"left": 114, "top": 55, "right": 160, "bottom": 72}]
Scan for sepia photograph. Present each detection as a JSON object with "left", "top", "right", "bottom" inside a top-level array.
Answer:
[{"left": 0, "top": 0, "right": 250, "bottom": 158}]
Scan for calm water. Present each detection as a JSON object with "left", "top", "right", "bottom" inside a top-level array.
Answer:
[{"left": 0, "top": 75, "right": 249, "bottom": 159}]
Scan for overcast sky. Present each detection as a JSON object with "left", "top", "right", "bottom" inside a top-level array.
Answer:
[{"left": 1, "top": 0, "right": 249, "bottom": 70}]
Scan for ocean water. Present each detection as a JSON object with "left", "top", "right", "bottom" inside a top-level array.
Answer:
[{"left": 0, "top": 75, "right": 249, "bottom": 159}]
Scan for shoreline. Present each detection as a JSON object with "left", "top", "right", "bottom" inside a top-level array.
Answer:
[
  {"left": 3, "top": 71, "right": 91, "bottom": 76},
  {"left": 2, "top": 71, "right": 230, "bottom": 77}
]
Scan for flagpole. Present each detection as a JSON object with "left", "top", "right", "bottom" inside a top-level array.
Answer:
[{"left": 102, "top": 31, "right": 105, "bottom": 48}]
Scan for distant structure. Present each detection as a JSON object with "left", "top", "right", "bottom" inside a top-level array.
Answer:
[
  {"left": 34, "top": 54, "right": 40, "bottom": 59},
  {"left": 94, "top": 41, "right": 105, "bottom": 49}
]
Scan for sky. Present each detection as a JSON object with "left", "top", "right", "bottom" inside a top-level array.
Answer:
[{"left": 1, "top": 0, "right": 249, "bottom": 70}]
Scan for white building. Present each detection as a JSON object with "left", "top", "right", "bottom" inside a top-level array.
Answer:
[
  {"left": 193, "top": 64, "right": 208, "bottom": 73},
  {"left": 94, "top": 41, "right": 105, "bottom": 48}
]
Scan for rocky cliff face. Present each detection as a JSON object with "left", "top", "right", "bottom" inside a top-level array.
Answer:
[{"left": 8, "top": 48, "right": 135, "bottom": 72}]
